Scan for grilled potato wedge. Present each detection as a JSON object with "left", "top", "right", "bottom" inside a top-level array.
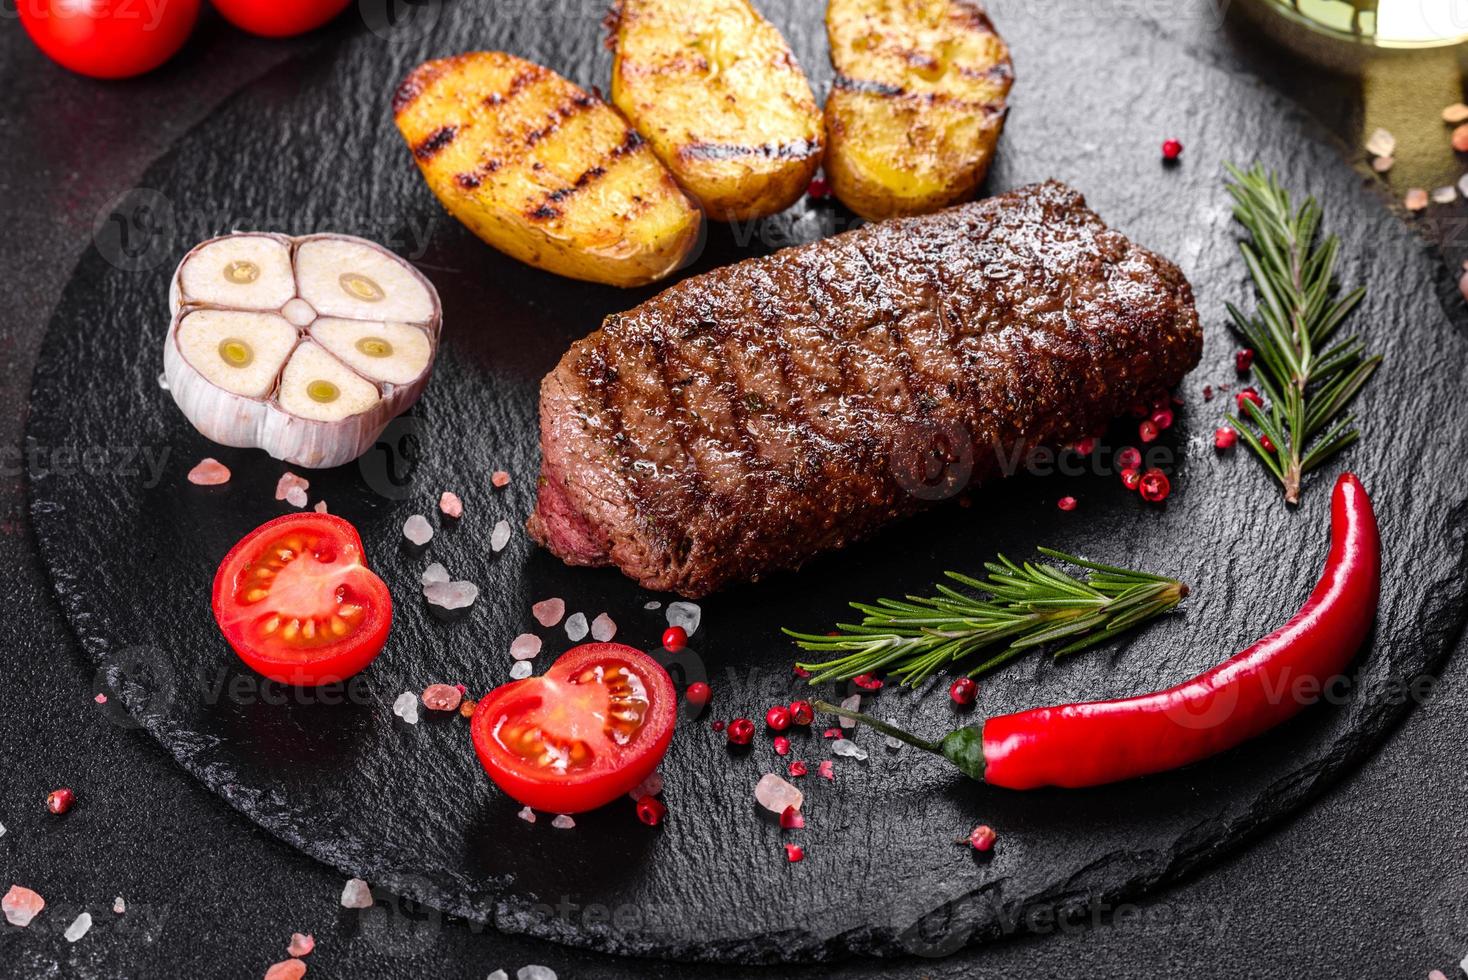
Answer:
[
  {"left": 609, "top": 0, "right": 824, "bottom": 222},
  {"left": 824, "top": 0, "right": 1013, "bottom": 221},
  {"left": 393, "top": 52, "right": 702, "bottom": 288}
]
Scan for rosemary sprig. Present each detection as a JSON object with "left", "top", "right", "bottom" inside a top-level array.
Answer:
[
  {"left": 783, "top": 548, "right": 1188, "bottom": 688},
  {"left": 1223, "top": 163, "right": 1382, "bottom": 505}
]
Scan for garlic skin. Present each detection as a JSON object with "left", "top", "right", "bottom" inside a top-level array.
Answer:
[{"left": 163, "top": 232, "right": 442, "bottom": 469}]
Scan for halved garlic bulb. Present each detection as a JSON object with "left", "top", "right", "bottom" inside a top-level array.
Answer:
[{"left": 163, "top": 232, "right": 442, "bottom": 468}]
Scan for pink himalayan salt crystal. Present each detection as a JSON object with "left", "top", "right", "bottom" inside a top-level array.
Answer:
[
  {"left": 491, "top": 470, "right": 511, "bottom": 488},
  {"left": 1428, "top": 971, "right": 1448, "bottom": 980},
  {"left": 285, "top": 486, "right": 308, "bottom": 509},
  {"left": 590, "top": 612, "right": 617, "bottom": 642},
  {"left": 314, "top": 501, "right": 328, "bottom": 514},
  {"left": 94, "top": 693, "right": 107, "bottom": 704},
  {"left": 818, "top": 760, "right": 835, "bottom": 781},
  {"left": 439, "top": 491, "right": 463, "bottom": 518},
  {"left": 287, "top": 933, "right": 315, "bottom": 957},
  {"left": 264, "top": 960, "right": 307, "bottom": 980},
  {"left": 532, "top": 598, "right": 566, "bottom": 628},
  {"left": 754, "top": 773, "right": 803, "bottom": 814},
  {"left": 421, "top": 684, "right": 463, "bottom": 712},
  {"left": 2, "top": 885, "right": 44, "bottom": 927},
  {"left": 187, "top": 458, "right": 231, "bottom": 486},
  {"left": 1404, "top": 188, "right": 1428, "bottom": 211},
  {"left": 275, "top": 472, "right": 309, "bottom": 502},
  {"left": 510, "top": 634, "right": 542, "bottom": 660},
  {"left": 518, "top": 806, "right": 536, "bottom": 824},
  {"left": 339, "top": 878, "right": 373, "bottom": 909}
]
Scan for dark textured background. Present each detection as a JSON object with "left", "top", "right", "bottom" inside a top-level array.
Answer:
[{"left": 5, "top": 2, "right": 1468, "bottom": 977}]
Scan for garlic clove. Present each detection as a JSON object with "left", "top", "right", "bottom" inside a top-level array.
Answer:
[
  {"left": 173, "top": 309, "right": 297, "bottom": 397},
  {"left": 175, "top": 234, "right": 296, "bottom": 311},
  {"left": 293, "top": 236, "right": 436, "bottom": 323},
  {"left": 276, "top": 341, "right": 381, "bottom": 422},
  {"left": 309, "top": 318, "right": 433, "bottom": 386}
]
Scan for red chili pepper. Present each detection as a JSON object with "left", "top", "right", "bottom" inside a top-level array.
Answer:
[{"left": 816, "top": 473, "right": 1380, "bottom": 789}]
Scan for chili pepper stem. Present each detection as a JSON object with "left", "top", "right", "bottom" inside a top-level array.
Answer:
[{"left": 813, "top": 701, "right": 941, "bottom": 753}]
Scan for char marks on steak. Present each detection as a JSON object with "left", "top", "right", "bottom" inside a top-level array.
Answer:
[{"left": 528, "top": 181, "right": 1202, "bottom": 596}]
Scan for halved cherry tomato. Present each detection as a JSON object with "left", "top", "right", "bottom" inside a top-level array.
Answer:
[
  {"left": 471, "top": 643, "right": 676, "bottom": 813},
  {"left": 208, "top": 0, "right": 351, "bottom": 38},
  {"left": 18, "top": 0, "right": 199, "bottom": 80},
  {"left": 211, "top": 513, "right": 391, "bottom": 686}
]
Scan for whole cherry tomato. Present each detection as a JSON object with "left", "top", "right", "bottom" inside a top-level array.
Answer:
[
  {"left": 209, "top": 0, "right": 351, "bottom": 37},
  {"left": 18, "top": 0, "right": 200, "bottom": 79}
]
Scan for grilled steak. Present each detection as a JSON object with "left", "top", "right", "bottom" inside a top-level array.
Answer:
[{"left": 528, "top": 181, "right": 1202, "bottom": 596}]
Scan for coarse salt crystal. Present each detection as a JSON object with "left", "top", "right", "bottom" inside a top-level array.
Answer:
[
  {"left": 421, "top": 684, "right": 462, "bottom": 712},
  {"left": 403, "top": 514, "right": 433, "bottom": 546},
  {"left": 532, "top": 598, "right": 565, "bottom": 627},
  {"left": 518, "top": 968, "right": 557, "bottom": 980},
  {"left": 1444, "top": 102, "right": 1468, "bottom": 124},
  {"left": 832, "top": 739, "right": 868, "bottom": 761},
  {"left": 551, "top": 815, "right": 575, "bottom": 830},
  {"left": 490, "top": 520, "right": 511, "bottom": 552},
  {"left": 64, "top": 911, "right": 92, "bottom": 943},
  {"left": 839, "top": 693, "right": 860, "bottom": 728},
  {"left": 439, "top": 491, "right": 463, "bottom": 518},
  {"left": 421, "top": 562, "right": 450, "bottom": 587},
  {"left": 187, "top": 458, "right": 231, "bottom": 486},
  {"left": 884, "top": 719, "right": 904, "bottom": 751},
  {"left": 509, "top": 661, "right": 533, "bottom": 680},
  {"left": 314, "top": 501, "right": 328, "bottom": 514},
  {"left": 425, "top": 580, "right": 478, "bottom": 611},
  {"left": 1405, "top": 188, "right": 1429, "bottom": 212},
  {"left": 1434, "top": 185, "right": 1458, "bottom": 204},
  {"left": 1458, "top": 173, "right": 1468, "bottom": 198},
  {"left": 157, "top": 372, "right": 170, "bottom": 390},
  {"left": 392, "top": 692, "right": 420, "bottom": 724},
  {"left": 564, "top": 612, "right": 589, "bottom": 641},
  {"left": 264, "top": 960, "right": 306, "bottom": 980},
  {"left": 510, "top": 634, "right": 542, "bottom": 661},
  {"left": 754, "top": 773, "right": 804, "bottom": 814},
  {"left": 1370, "top": 155, "right": 1393, "bottom": 173},
  {"left": 2, "top": 886, "right": 44, "bottom": 927},
  {"left": 1364, "top": 127, "right": 1395, "bottom": 157},
  {"left": 275, "top": 472, "right": 309, "bottom": 502},
  {"left": 491, "top": 471, "right": 511, "bottom": 488},
  {"left": 340, "top": 878, "right": 374, "bottom": 909},
  {"left": 643, "top": 600, "right": 661, "bottom": 610},
  {"left": 590, "top": 613, "right": 617, "bottom": 642},
  {"left": 489, "top": 972, "right": 509, "bottom": 980},
  {"left": 627, "top": 772, "right": 664, "bottom": 801},
  {"left": 112, "top": 896, "right": 125, "bottom": 914},
  {"left": 517, "top": 806, "right": 536, "bottom": 824},
  {"left": 288, "top": 932, "right": 315, "bottom": 957},
  {"left": 665, "top": 601, "right": 701, "bottom": 636},
  {"left": 0, "top": 821, "right": 6, "bottom": 837},
  {"left": 285, "top": 486, "right": 308, "bottom": 509}
]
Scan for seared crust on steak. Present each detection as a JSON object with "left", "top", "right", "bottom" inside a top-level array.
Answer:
[{"left": 528, "top": 181, "right": 1202, "bottom": 596}]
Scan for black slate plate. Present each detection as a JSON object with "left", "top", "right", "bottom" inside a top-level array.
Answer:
[{"left": 25, "top": 0, "right": 1468, "bottom": 965}]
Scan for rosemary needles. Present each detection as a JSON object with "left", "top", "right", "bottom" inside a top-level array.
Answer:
[
  {"left": 1224, "top": 163, "right": 1382, "bottom": 504},
  {"left": 785, "top": 548, "right": 1187, "bottom": 687}
]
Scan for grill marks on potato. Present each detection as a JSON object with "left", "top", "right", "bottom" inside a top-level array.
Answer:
[
  {"left": 825, "top": 0, "right": 1015, "bottom": 220},
  {"left": 394, "top": 51, "right": 700, "bottom": 287},
  {"left": 610, "top": 0, "right": 824, "bottom": 221}
]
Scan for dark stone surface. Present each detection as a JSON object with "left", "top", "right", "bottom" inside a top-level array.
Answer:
[{"left": 6, "top": 2, "right": 1468, "bottom": 977}]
